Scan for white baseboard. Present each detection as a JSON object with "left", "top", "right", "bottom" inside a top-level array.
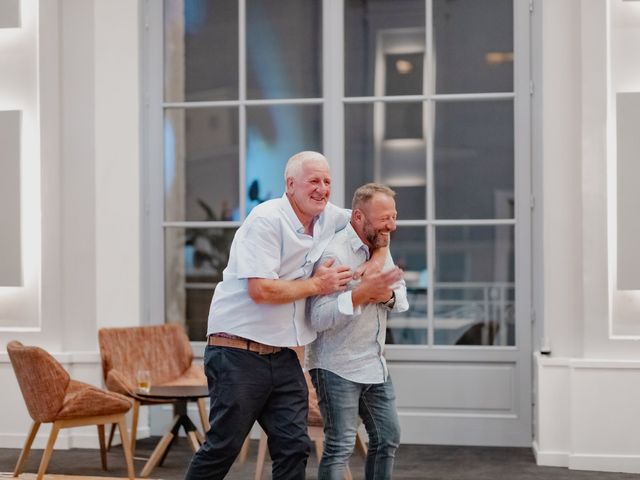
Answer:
[
  {"left": 532, "top": 441, "right": 569, "bottom": 467},
  {"left": 533, "top": 441, "right": 640, "bottom": 474},
  {"left": 0, "top": 426, "right": 151, "bottom": 450},
  {"left": 569, "top": 454, "right": 640, "bottom": 474}
]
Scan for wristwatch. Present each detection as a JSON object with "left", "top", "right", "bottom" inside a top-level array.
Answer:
[{"left": 382, "top": 291, "right": 396, "bottom": 309}]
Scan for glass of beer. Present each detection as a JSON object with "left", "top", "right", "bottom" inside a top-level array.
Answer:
[{"left": 137, "top": 369, "right": 151, "bottom": 393}]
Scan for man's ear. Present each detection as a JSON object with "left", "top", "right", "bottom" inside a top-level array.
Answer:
[
  {"left": 285, "top": 176, "right": 294, "bottom": 193},
  {"left": 353, "top": 208, "right": 363, "bottom": 223}
]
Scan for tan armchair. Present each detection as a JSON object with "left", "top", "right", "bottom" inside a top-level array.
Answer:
[
  {"left": 7, "top": 340, "right": 135, "bottom": 480},
  {"left": 98, "top": 324, "right": 208, "bottom": 456}
]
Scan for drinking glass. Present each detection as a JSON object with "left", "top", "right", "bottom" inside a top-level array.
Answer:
[{"left": 137, "top": 369, "right": 151, "bottom": 393}]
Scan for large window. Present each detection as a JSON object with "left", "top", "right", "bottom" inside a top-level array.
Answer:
[{"left": 156, "top": 0, "right": 521, "bottom": 347}]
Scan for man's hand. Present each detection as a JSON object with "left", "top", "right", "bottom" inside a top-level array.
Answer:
[
  {"left": 312, "top": 258, "right": 353, "bottom": 295},
  {"left": 247, "top": 258, "right": 350, "bottom": 304},
  {"left": 353, "top": 246, "right": 388, "bottom": 280},
  {"left": 352, "top": 266, "right": 403, "bottom": 307}
]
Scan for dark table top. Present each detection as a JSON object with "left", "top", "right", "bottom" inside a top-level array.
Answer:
[{"left": 135, "top": 384, "right": 209, "bottom": 400}]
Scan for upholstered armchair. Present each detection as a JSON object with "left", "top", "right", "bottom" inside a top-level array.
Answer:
[
  {"left": 7, "top": 340, "right": 135, "bottom": 480},
  {"left": 98, "top": 324, "right": 208, "bottom": 456}
]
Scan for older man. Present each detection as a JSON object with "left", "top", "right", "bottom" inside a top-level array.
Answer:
[
  {"left": 307, "top": 183, "right": 409, "bottom": 480},
  {"left": 185, "top": 152, "right": 388, "bottom": 480}
]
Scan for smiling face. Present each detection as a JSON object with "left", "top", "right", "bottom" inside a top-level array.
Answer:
[
  {"left": 353, "top": 192, "right": 397, "bottom": 249},
  {"left": 286, "top": 158, "right": 332, "bottom": 227}
]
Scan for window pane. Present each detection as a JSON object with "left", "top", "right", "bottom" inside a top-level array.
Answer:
[
  {"left": 165, "top": 227, "right": 237, "bottom": 341},
  {"left": 246, "top": 0, "right": 322, "bottom": 99},
  {"left": 345, "top": 103, "right": 426, "bottom": 219},
  {"left": 434, "top": 0, "right": 513, "bottom": 94},
  {"left": 388, "top": 226, "right": 427, "bottom": 345},
  {"left": 434, "top": 100, "right": 514, "bottom": 219},
  {"left": 435, "top": 225, "right": 515, "bottom": 346},
  {"left": 246, "top": 105, "right": 322, "bottom": 215},
  {"left": 345, "top": 0, "right": 425, "bottom": 97},
  {"left": 164, "top": 108, "right": 239, "bottom": 222},
  {"left": 164, "top": 0, "right": 238, "bottom": 102}
]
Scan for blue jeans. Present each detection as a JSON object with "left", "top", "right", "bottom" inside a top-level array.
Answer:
[
  {"left": 185, "top": 346, "right": 310, "bottom": 480},
  {"left": 310, "top": 369, "right": 400, "bottom": 480}
]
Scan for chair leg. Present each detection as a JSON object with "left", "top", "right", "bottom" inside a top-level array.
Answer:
[
  {"left": 130, "top": 399, "right": 140, "bottom": 458},
  {"left": 344, "top": 465, "right": 353, "bottom": 480},
  {"left": 117, "top": 417, "right": 136, "bottom": 480},
  {"left": 313, "top": 437, "right": 323, "bottom": 461},
  {"left": 197, "top": 397, "right": 209, "bottom": 432},
  {"left": 254, "top": 431, "right": 268, "bottom": 480},
  {"left": 107, "top": 422, "right": 116, "bottom": 451},
  {"left": 36, "top": 422, "right": 60, "bottom": 480},
  {"left": 237, "top": 435, "right": 250, "bottom": 466},
  {"left": 98, "top": 424, "right": 108, "bottom": 470},
  {"left": 13, "top": 421, "right": 40, "bottom": 477},
  {"left": 355, "top": 429, "right": 368, "bottom": 458}
]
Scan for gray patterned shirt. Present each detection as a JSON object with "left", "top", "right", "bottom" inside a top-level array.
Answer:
[{"left": 306, "top": 223, "right": 409, "bottom": 384}]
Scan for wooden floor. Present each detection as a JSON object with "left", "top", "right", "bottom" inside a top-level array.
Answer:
[
  {"left": 1, "top": 437, "right": 639, "bottom": 480},
  {"left": 1, "top": 475, "right": 150, "bottom": 480}
]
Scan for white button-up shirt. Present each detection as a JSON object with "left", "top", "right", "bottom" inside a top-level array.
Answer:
[
  {"left": 306, "top": 224, "right": 409, "bottom": 384},
  {"left": 207, "top": 194, "right": 350, "bottom": 347}
]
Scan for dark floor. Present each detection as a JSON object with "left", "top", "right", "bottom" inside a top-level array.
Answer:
[{"left": 0, "top": 437, "right": 637, "bottom": 480}]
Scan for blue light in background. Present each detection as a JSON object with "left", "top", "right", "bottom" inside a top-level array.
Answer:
[
  {"left": 184, "top": 0, "right": 207, "bottom": 35},
  {"left": 164, "top": 119, "right": 176, "bottom": 194},
  {"left": 245, "top": 1, "right": 307, "bottom": 216}
]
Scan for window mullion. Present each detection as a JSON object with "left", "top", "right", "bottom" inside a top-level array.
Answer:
[
  {"left": 426, "top": 0, "right": 435, "bottom": 347},
  {"left": 239, "top": 0, "right": 247, "bottom": 220},
  {"left": 323, "top": 0, "right": 345, "bottom": 207}
]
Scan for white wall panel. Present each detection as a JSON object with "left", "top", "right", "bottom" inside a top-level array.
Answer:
[
  {"left": 616, "top": 92, "right": 640, "bottom": 290},
  {"left": 0, "top": 0, "right": 21, "bottom": 27},
  {"left": 390, "top": 362, "right": 515, "bottom": 412},
  {"left": 535, "top": 355, "right": 640, "bottom": 473},
  {"left": 0, "top": 110, "right": 22, "bottom": 287}
]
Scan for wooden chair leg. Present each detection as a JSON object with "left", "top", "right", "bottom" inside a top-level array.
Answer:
[
  {"left": 313, "top": 437, "right": 323, "bottom": 461},
  {"left": 355, "top": 429, "right": 368, "bottom": 458},
  {"left": 254, "top": 431, "right": 268, "bottom": 480},
  {"left": 107, "top": 422, "right": 116, "bottom": 451},
  {"left": 186, "top": 430, "right": 200, "bottom": 452},
  {"left": 117, "top": 417, "right": 136, "bottom": 480},
  {"left": 140, "top": 416, "right": 179, "bottom": 478},
  {"left": 197, "top": 397, "right": 209, "bottom": 432},
  {"left": 13, "top": 421, "right": 40, "bottom": 477},
  {"left": 344, "top": 465, "right": 353, "bottom": 480},
  {"left": 98, "top": 424, "right": 108, "bottom": 470},
  {"left": 36, "top": 422, "right": 60, "bottom": 480},
  {"left": 130, "top": 399, "right": 140, "bottom": 458},
  {"left": 237, "top": 435, "right": 250, "bottom": 466}
]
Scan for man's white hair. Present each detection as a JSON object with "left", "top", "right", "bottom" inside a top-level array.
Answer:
[{"left": 284, "top": 151, "right": 329, "bottom": 181}]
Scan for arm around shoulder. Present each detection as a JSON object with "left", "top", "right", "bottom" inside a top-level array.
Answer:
[{"left": 247, "top": 277, "right": 321, "bottom": 305}]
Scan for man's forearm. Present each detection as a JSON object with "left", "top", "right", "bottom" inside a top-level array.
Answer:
[
  {"left": 248, "top": 277, "right": 321, "bottom": 305},
  {"left": 351, "top": 283, "right": 391, "bottom": 308},
  {"left": 370, "top": 246, "right": 388, "bottom": 269}
]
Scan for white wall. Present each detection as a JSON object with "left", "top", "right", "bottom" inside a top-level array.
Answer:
[
  {"left": 2, "top": 0, "right": 640, "bottom": 472},
  {"left": 0, "top": 0, "right": 41, "bottom": 335},
  {"left": 534, "top": 0, "right": 640, "bottom": 473},
  {"left": 608, "top": 0, "right": 640, "bottom": 338},
  {"left": 0, "top": 0, "right": 144, "bottom": 449}
]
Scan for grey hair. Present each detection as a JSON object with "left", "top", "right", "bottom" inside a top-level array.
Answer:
[
  {"left": 351, "top": 183, "right": 396, "bottom": 210},
  {"left": 284, "top": 151, "right": 329, "bottom": 181}
]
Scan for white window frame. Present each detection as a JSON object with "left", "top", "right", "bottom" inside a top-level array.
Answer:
[{"left": 141, "top": 0, "right": 531, "bottom": 365}]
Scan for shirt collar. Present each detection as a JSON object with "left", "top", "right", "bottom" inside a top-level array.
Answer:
[
  {"left": 347, "top": 222, "right": 370, "bottom": 259},
  {"left": 281, "top": 193, "right": 322, "bottom": 235}
]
